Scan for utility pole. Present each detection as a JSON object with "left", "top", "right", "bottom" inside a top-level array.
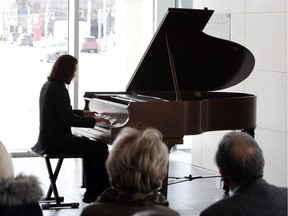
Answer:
[
  {"left": 44, "top": 0, "right": 49, "bottom": 39},
  {"left": 27, "top": 3, "right": 30, "bottom": 34},
  {"left": 103, "top": 0, "right": 107, "bottom": 51},
  {"left": 87, "top": 0, "right": 91, "bottom": 36}
]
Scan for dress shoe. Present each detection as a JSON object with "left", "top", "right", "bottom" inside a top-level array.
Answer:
[{"left": 82, "top": 194, "right": 98, "bottom": 203}]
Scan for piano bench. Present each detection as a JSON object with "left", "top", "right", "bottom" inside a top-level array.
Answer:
[{"left": 38, "top": 154, "right": 82, "bottom": 210}]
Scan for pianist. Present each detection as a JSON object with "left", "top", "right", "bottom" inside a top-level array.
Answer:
[
  {"left": 32, "top": 54, "right": 111, "bottom": 203},
  {"left": 81, "top": 127, "right": 179, "bottom": 216}
]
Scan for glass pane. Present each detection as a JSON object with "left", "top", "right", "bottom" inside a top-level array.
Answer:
[
  {"left": 77, "top": 0, "right": 154, "bottom": 109},
  {"left": 0, "top": 0, "right": 68, "bottom": 151}
]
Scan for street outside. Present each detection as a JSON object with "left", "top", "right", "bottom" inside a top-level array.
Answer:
[{"left": 0, "top": 41, "right": 130, "bottom": 150}]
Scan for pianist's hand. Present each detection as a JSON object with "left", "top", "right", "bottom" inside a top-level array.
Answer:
[
  {"left": 83, "top": 110, "right": 98, "bottom": 117},
  {"left": 95, "top": 116, "right": 111, "bottom": 125}
]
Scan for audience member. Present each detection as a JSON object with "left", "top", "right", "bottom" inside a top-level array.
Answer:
[
  {"left": 0, "top": 141, "right": 43, "bottom": 216},
  {"left": 81, "top": 127, "right": 180, "bottom": 216},
  {"left": 32, "top": 54, "right": 111, "bottom": 203},
  {"left": 132, "top": 209, "right": 167, "bottom": 216},
  {"left": 200, "top": 131, "right": 288, "bottom": 216}
]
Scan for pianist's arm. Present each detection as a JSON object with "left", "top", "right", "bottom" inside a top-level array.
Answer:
[{"left": 73, "top": 110, "right": 111, "bottom": 125}]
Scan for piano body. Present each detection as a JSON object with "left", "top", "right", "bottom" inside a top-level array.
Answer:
[{"left": 73, "top": 8, "right": 256, "bottom": 197}]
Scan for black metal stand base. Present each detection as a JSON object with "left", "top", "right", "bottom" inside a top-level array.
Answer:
[
  {"left": 168, "top": 174, "right": 231, "bottom": 196},
  {"left": 168, "top": 174, "right": 221, "bottom": 185}
]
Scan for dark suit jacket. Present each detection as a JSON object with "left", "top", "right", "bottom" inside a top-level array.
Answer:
[
  {"left": 200, "top": 178, "right": 287, "bottom": 216},
  {"left": 32, "top": 80, "right": 95, "bottom": 154}
]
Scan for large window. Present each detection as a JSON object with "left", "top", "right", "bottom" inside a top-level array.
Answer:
[
  {"left": 0, "top": 0, "right": 157, "bottom": 150},
  {"left": 0, "top": 0, "right": 69, "bottom": 150}
]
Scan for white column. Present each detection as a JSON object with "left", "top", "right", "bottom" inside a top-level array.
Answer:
[
  {"left": 115, "top": 0, "right": 154, "bottom": 84},
  {"left": 154, "top": 0, "right": 176, "bottom": 29},
  {"left": 68, "top": 0, "right": 80, "bottom": 109}
]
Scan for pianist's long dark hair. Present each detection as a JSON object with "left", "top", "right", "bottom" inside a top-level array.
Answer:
[{"left": 48, "top": 54, "right": 78, "bottom": 85}]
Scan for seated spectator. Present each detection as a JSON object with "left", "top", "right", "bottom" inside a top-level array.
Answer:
[
  {"left": 132, "top": 209, "right": 167, "bottom": 216},
  {"left": 200, "top": 132, "right": 288, "bottom": 216},
  {"left": 0, "top": 141, "right": 43, "bottom": 216},
  {"left": 81, "top": 127, "right": 179, "bottom": 216}
]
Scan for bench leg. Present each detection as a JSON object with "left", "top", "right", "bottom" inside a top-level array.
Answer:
[{"left": 40, "top": 157, "right": 79, "bottom": 209}]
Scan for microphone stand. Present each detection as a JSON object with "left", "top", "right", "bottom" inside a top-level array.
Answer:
[
  {"left": 168, "top": 174, "right": 230, "bottom": 196},
  {"left": 168, "top": 174, "right": 221, "bottom": 185}
]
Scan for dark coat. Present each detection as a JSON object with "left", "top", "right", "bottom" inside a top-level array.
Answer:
[
  {"left": 81, "top": 202, "right": 180, "bottom": 216},
  {"left": 0, "top": 174, "right": 43, "bottom": 216},
  {"left": 200, "top": 178, "right": 288, "bottom": 216},
  {"left": 81, "top": 187, "right": 180, "bottom": 216}
]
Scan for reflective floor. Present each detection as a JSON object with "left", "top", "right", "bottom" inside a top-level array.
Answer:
[{"left": 12, "top": 149, "right": 225, "bottom": 216}]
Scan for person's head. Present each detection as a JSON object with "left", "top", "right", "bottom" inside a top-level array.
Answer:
[
  {"left": 215, "top": 132, "right": 264, "bottom": 189},
  {"left": 48, "top": 54, "right": 78, "bottom": 84},
  {"left": 106, "top": 127, "right": 169, "bottom": 193},
  {"left": 0, "top": 141, "right": 14, "bottom": 180}
]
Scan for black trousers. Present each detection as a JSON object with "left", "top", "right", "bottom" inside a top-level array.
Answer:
[{"left": 48, "top": 135, "right": 110, "bottom": 196}]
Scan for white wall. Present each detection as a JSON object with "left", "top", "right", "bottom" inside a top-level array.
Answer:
[{"left": 190, "top": 0, "right": 288, "bottom": 187}]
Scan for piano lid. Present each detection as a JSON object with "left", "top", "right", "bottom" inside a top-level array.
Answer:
[{"left": 126, "top": 8, "right": 255, "bottom": 93}]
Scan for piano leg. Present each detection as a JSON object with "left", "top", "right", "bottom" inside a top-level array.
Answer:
[{"left": 161, "top": 172, "right": 169, "bottom": 198}]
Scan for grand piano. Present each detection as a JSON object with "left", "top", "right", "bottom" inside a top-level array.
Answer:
[{"left": 72, "top": 8, "right": 256, "bottom": 197}]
